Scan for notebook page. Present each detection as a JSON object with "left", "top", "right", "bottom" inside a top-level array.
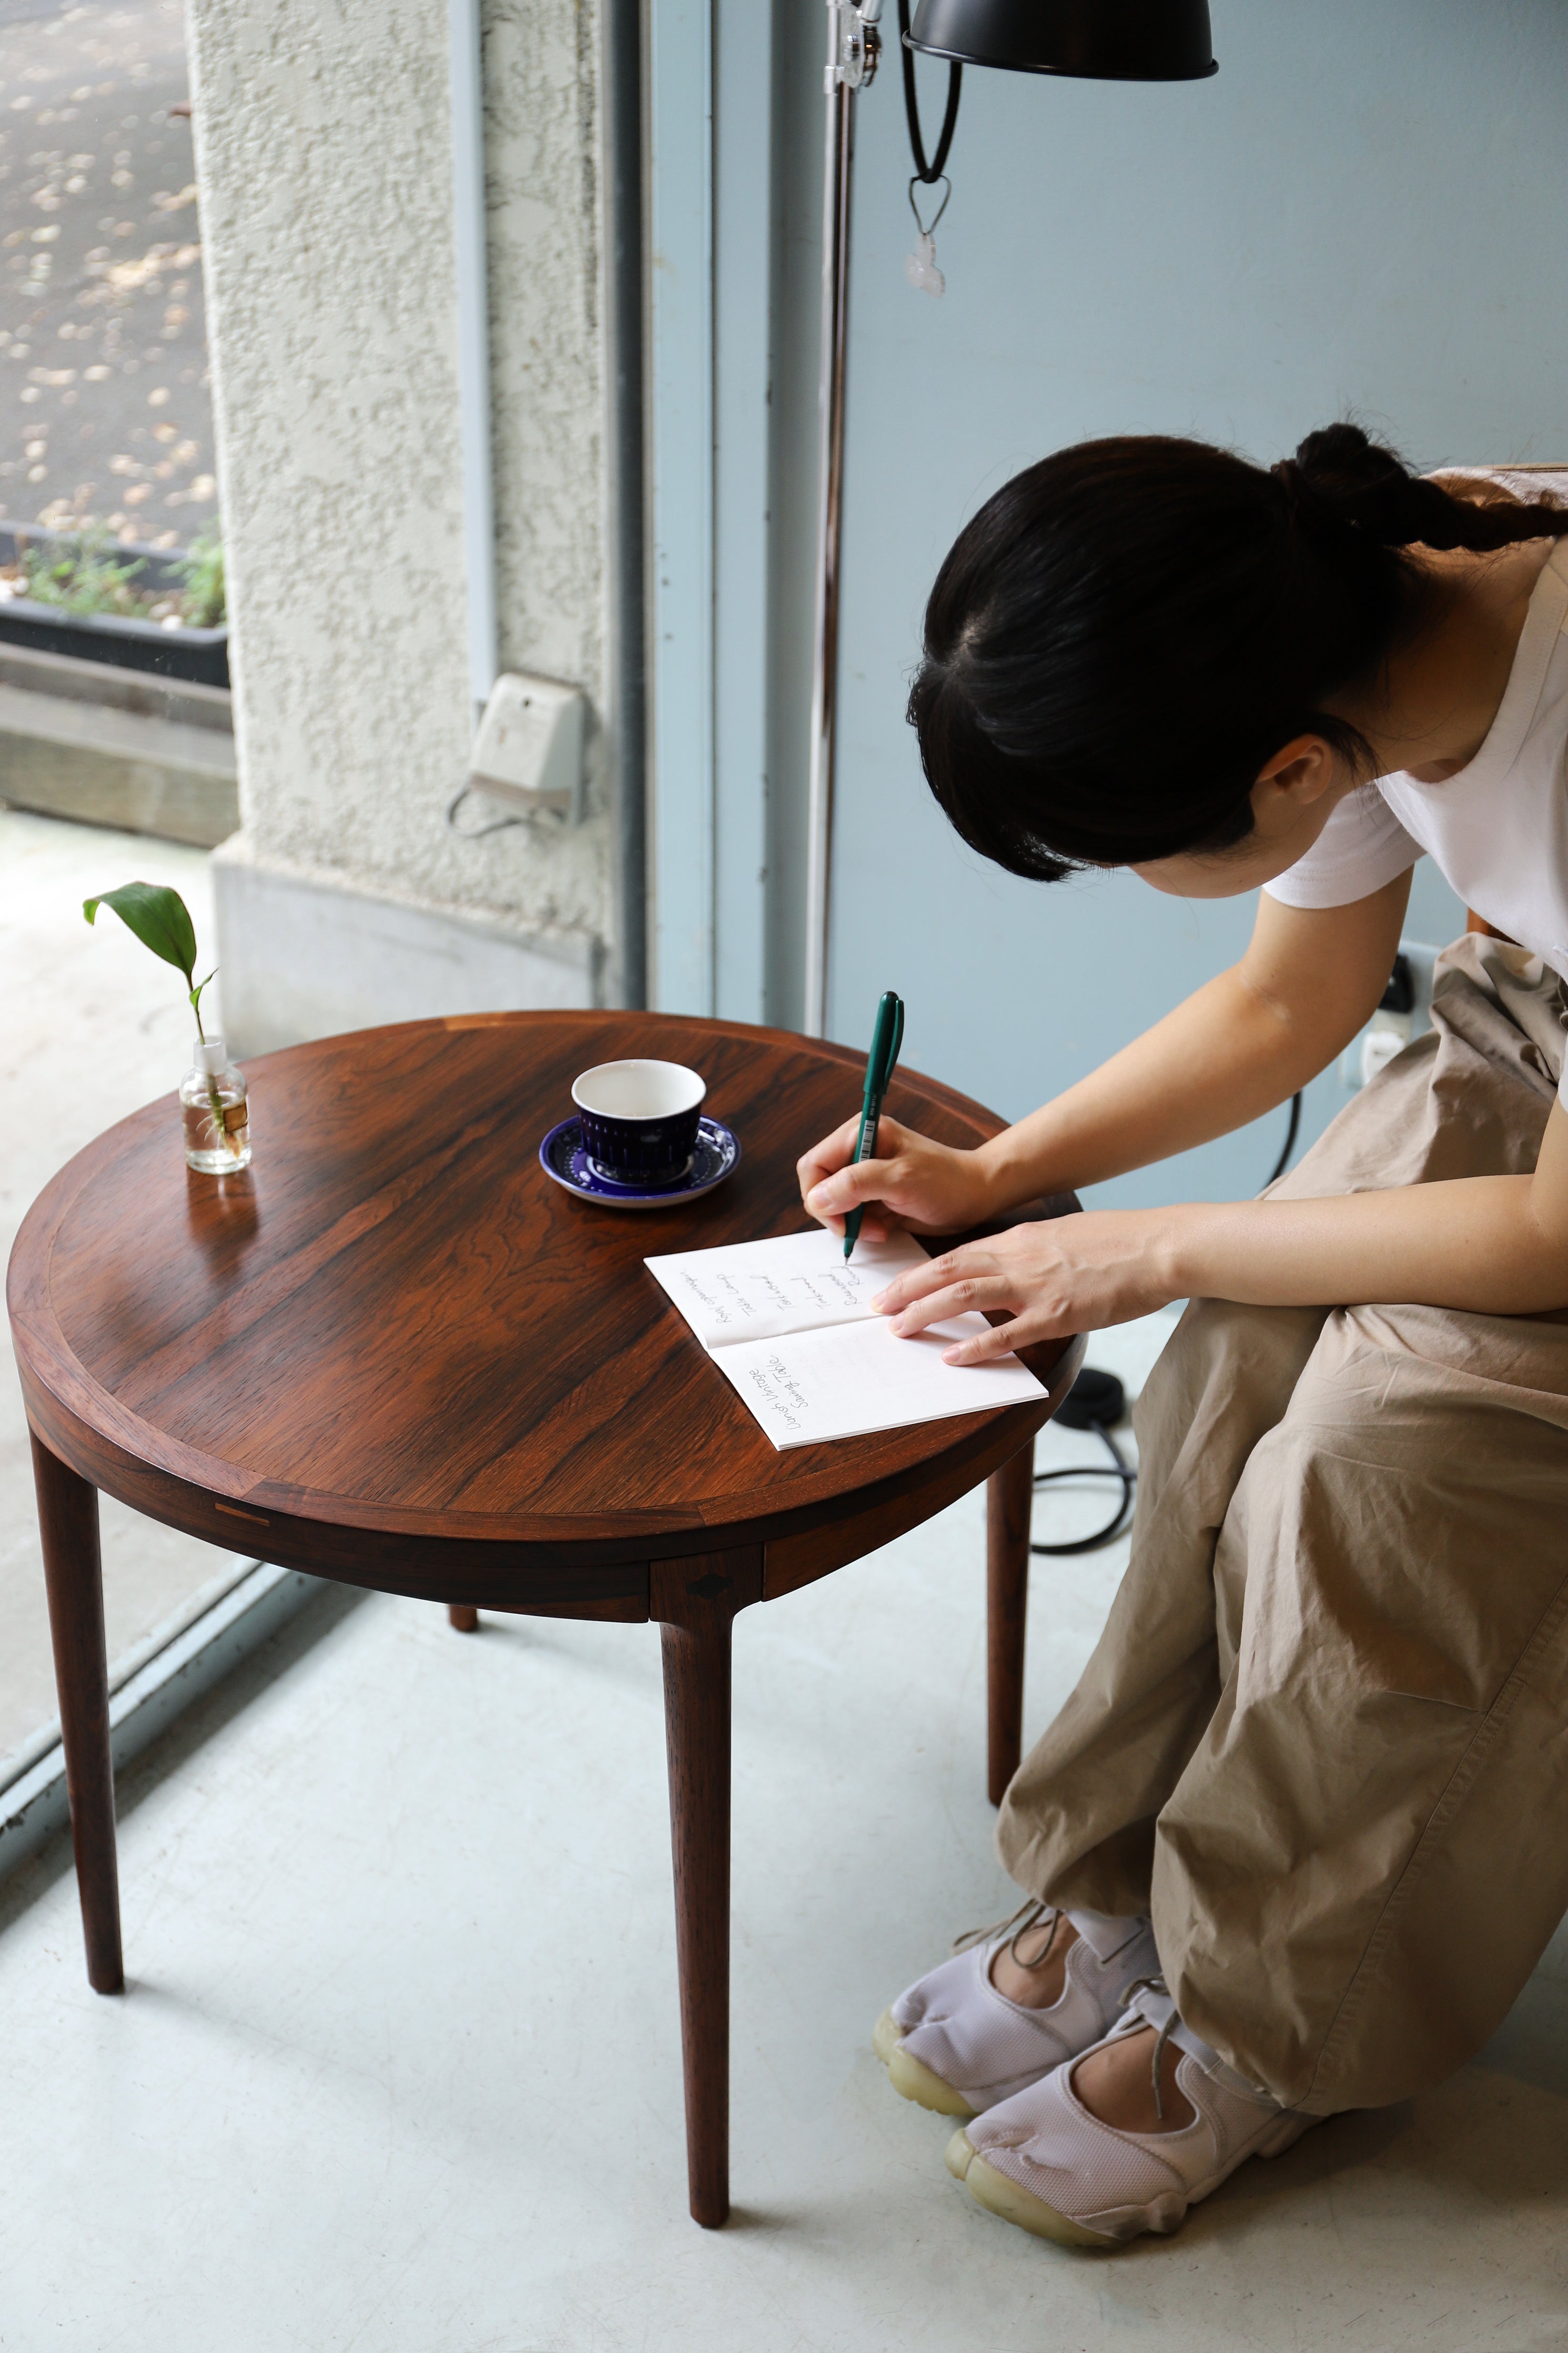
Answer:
[
  {"left": 645, "top": 1227, "right": 933, "bottom": 1350},
  {"left": 710, "top": 1310, "right": 1045, "bottom": 1449}
]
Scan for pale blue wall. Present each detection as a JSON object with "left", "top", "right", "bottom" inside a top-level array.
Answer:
[{"left": 807, "top": 0, "right": 1568, "bottom": 1206}]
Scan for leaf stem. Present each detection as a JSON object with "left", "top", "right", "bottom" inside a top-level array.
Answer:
[{"left": 188, "top": 982, "right": 239, "bottom": 1162}]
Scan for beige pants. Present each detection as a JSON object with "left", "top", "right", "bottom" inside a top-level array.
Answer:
[{"left": 998, "top": 934, "right": 1568, "bottom": 2114}]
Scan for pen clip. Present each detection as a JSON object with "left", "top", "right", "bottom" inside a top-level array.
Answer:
[
  {"left": 885, "top": 994, "right": 905, "bottom": 1089},
  {"left": 867, "top": 992, "right": 903, "bottom": 1101}
]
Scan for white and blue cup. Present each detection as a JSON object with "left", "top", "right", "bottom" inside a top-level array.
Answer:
[{"left": 571, "top": 1059, "right": 706, "bottom": 1185}]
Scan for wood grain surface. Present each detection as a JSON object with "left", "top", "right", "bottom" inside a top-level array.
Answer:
[{"left": 9, "top": 1012, "right": 1080, "bottom": 1613}]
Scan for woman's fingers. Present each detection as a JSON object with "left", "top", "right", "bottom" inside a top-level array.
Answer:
[
  {"left": 804, "top": 1153, "right": 902, "bottom": 1222},
  {"left": 880, "top": 1254, "right": 1013, "bottom": 1335},
  {"left": 796, "top": 1116, "right": 864, "bottom": 1201},
  {"left": 798, "top": 1116, "right": 915, "bottom": 1225},
  {"left": 939, "top": 1315, "right": 1039, "bottom": 1366},
  {"left": 873, "top": 1246, "right": 992, "bottom": 1317},
  {"left": 874, "top": 1238, "right": 1072, "bottom": 1357},
  {"left": 868, "top": 1205, "right": 1179, "bottom": 1363},
  {"left": 877, "top": 1272, "right": 1052, "bottom": 1362},
  {"left": 888, "top": 1284, "right": 1011, "bottom": 1335},
  {"left": 797, "top": 1115, "right": 864, "bottom": 1233},
  {"left": 798, "top": 1116, "right": 995, "bottom": 1242}
]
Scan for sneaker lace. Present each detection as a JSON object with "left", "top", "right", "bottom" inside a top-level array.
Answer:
[
  {"left": 1121, "top": 1973, "right": 1180, "bottom": 2125},
  {"left": 951, "top": 1897, "right": 1063, "bottom": 1973}
]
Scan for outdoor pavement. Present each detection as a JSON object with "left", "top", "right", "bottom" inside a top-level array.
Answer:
[
  {"left": 0, "top": 806, "right": 242, "bottom": 1778},
  {"left": 2, "top": 1302, "right": 1567, "bottom": 2350},
  {"left": 0, "top": 0, "right": 213, "bottom": 542}
]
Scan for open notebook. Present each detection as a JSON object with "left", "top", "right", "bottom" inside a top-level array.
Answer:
[{"left": 644, "top": 1228, "right": 1045, "bottom": 1449}]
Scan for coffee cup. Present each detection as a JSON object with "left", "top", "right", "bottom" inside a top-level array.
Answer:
[{"left": 571, "top": 1059, "right": 706, "bottom": 1185}]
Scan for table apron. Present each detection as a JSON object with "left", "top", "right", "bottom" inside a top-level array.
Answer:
[
  {"left": 16, "top": 1339, "right": 1081, "bottom": 1624},
  {"left": 16, "top": 1374, "right": 651, "bottom": 1618}
]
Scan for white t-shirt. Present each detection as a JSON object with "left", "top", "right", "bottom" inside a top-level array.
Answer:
[{"left": 1263, "top": 489, "right": 1568, "bottom": 1100}]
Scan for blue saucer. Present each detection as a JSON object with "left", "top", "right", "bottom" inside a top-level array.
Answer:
[{"left": 539, "top": 1115, "right": 741, "bottom": 1210}]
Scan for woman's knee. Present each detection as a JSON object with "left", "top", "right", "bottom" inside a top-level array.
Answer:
[{"left": 1132, "top": 1298, "right": 1327, "bottom": 1497}]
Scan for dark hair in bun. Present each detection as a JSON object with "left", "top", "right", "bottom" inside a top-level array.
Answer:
[{"left": 911, "top": 423, "right": 1568, "bottom": 879}]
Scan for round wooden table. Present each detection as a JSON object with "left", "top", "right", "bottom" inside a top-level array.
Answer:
[{"left": 7, "top": 1011, "right": 1082, "bottom": 2225}]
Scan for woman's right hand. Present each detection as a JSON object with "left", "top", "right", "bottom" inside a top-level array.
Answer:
[{"left": 797, "top": 1115, "right": 999, "bottom": 1240}]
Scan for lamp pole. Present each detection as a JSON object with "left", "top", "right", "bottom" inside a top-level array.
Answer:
[
  {"left": 798, "top": 0, "right": 1216, "bottom": 1039},
  {"left": 804, "top": 0, "right": 882, "bottom": 1040}
]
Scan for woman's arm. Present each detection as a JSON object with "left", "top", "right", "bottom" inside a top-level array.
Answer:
[
  {"left": 875, "top": 1110, "right": 1568, "bottom": 1362},
  {"left": 976, "top": 877, "right": 1412, "bottom": 1200},
  {"left": 1172, "top": 1117, "right": 1568, "bottom": 1317},
  {"left": 799, "top": 878, "right": 1410, "bottom": 1234}
]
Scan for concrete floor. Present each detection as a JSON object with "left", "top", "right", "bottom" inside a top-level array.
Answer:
[
  {"left": 1, "top": 806, "right": 244, "bottom": 1775},
  {"left": 3, "top": 1305, "right": 1567, "bottom": 2349}
]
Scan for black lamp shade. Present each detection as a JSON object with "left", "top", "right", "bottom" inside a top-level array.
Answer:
[{"left": 906, "top": 0, "right": 1217, "bottom": 80}]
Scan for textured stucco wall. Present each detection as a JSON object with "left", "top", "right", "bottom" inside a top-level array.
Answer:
[{"left": 185, "top": 0, "right": 610, "bottom": 958}]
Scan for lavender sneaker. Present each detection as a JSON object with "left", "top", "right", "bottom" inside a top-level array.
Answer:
[
  {"left": 946, "top": 1979, "right": 1316, "bottom": 2246},
  {"left": 873, "top": 1905, "right": 1160, "bottom": 2120}
]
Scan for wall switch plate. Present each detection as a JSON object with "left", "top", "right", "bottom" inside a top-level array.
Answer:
[{"left": 467, "top": 671, "right": 586, "bottom": 824}]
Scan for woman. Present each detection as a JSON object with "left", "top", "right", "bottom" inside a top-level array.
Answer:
[{"left": 797, "top": 425, "right": 1568, "bottom": 2248}]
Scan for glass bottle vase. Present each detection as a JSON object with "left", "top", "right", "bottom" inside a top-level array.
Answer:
[{"left": 180, "top": 1037, "right": 251, "bottom": 1173}]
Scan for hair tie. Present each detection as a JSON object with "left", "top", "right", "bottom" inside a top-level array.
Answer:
[
  {"left": 1270, "top": 457, "right": 1353, "bottom": 539},
  {"left": 1271, "top": 457, "right": 1314, "bottom": 519}
]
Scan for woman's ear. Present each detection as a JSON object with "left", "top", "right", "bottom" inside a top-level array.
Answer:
[{"left": 1250, "top": 735, "right": 1342, "bottom": 835}]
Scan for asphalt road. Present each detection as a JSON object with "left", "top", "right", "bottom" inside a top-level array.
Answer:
[{"left": 0, "top": 0, "right": 215, "bottom": 549}]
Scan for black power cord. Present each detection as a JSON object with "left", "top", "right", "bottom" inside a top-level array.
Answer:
[
  {"left": 896, "top": 0, "right": 962, "bottom": 183},
  {"left": 1033, "top": 1095, "right": 1306, "bottom": 1555},
  {"left": 1262, "top": 950, "right": 1412, "bottom": 1193},
  {"left": 1031, "top": 1367, "right": 1137, "bottom": 1556},
  {"left": 1266, "top": 1091, "right": 1302, "bottom": 1189}
]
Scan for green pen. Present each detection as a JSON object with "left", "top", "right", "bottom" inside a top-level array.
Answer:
[{"left": 843, "top": 990, "right": 905, "bottom": 1261}]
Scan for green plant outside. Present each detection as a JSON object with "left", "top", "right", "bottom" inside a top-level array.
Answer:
[
  {"left": 18, "top": 520, "right": 225, "bottom": 628},
  {"left": 176, "top": 521, "right": 225, "bottom": 629},
  {"left": 22, "top": 525, "right": 145, "bottom": 618}
]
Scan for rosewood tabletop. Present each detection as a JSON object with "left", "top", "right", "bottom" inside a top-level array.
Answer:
[{"left": 8, "top": 1009, "right": 1083, "bottom": 2225}]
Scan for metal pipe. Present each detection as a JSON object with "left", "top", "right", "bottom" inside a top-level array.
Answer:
[
  {"left": 605, "top": 0, "right": 647, "bottom": 1008},
  {"left": 449, "top": 0, "right": 498, "bottom": 731},
  {"left": 803, "top": 59, "right": 856, "bottom": 1038}
]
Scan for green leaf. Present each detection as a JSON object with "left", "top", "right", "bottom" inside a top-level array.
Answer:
[
  {"left": 82, "top": 882, "right": 198, "bottom": 986},
  {"left": 23, "top": 525, "right": 146, "bottom": 618},
  {"left": 176, "top": 521, "right": 225, "bottom": 629}
]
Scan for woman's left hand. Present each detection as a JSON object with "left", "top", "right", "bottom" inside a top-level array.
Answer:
[{"left": 871, "top": 1208, "right": 1186, "bottom": 1364}]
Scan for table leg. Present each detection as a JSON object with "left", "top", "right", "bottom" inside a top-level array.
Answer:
[
  {"left": 447, "top": 1604, "right": 479, "bottom": 1632},
  {"left": 986, "top": 1440, "right": 1035, "bottom": 1807},
  {"left": 652, "top": 1548, "right": 762, "bottom": 2229},
  {"left": 31, "top": 1432, "right": 123, "bottom": 1993}
]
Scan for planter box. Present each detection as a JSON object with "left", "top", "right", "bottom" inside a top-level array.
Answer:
[
  {"left": 0, "top": 522, "right": 228, "bottom": 689},
  {"left": 0, "top": 639, "right": 236, "bottom": 849}
]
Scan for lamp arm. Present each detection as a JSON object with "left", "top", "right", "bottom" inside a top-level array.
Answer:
[{"left": 825, "top": 0, "right": 883, "bottom": 92}]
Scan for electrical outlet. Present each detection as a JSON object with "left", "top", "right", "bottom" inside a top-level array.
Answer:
[
  {"left": 1340, "top": 938, "right": 1439, "bottom": 1088},
  {"left": 467, "top": 671, "right": 587, "bottom": 823}
]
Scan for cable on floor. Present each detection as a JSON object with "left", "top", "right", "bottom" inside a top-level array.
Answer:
[{"left": 1031, "top": 1366, "right": 1136, "bottom": 1556}]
